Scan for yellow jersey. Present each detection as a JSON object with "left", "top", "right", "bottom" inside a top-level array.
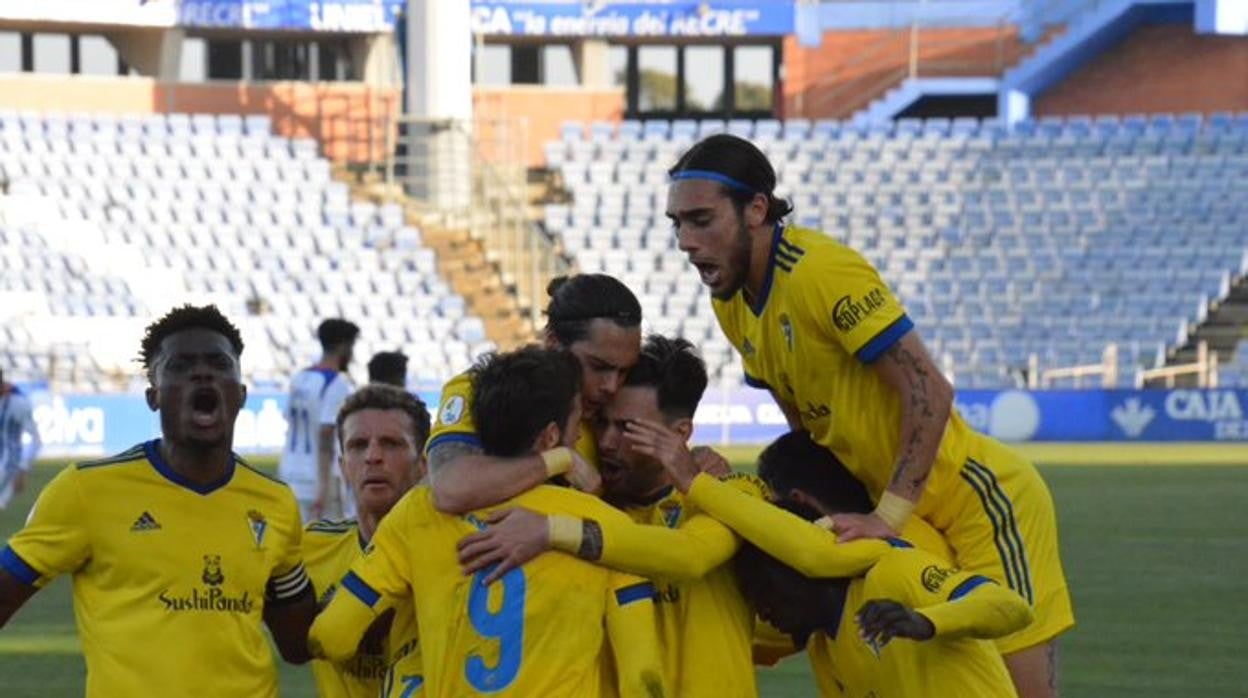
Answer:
[
  {"left": 427, "top": 370, "right": 598, "bottom": 466},
  {"left": 712, "top": 224, "right": 979, "bottom": 510},
  {"left": 808, "top": 546, "right": 1030, "bottom": 698},
  {"left": 309, "top": 486, "right": 667, "bottom": 698},
  {"left": 620, "top": 480, "right": 759, "bottom": 698},
  {"left": 531, "top": 473, "right": 764, "bottom": 696},
  {"left": 303, "top": 519, "right": 421, "bottom": 698},
  {"left": 0, "top": 440, "right": 309, "bottom": 698}
]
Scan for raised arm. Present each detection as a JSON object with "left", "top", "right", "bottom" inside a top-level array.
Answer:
[{"left": 836, "top": 330, "right": 952, "bottom": 541}]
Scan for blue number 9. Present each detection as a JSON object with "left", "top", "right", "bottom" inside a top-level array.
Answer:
[{"left": 465, "top": 564, "right": 526, "bottom": 692}]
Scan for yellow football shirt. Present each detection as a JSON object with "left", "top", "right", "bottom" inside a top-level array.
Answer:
[
  {"left": 0, "top": 440, "right": 308, "bottom": 698},
  {"left": 426, "top": 370, "right": 598, "bottom": 466},
  {"left": 619, "top": 481, "right": 759, "bottom": 698},
  {"left": 712, "top": 224, "right": 979, "bottom": 511},
  {"left": 531, "top": 473, "right": 764, "bottom": 697},
  {"left": 807, "top": 546, "right": 1030, "bottom": 698},
  {"left": 309, "top": 486, "right": 667, "bottom": 698},
  {"left": 303, "top": 519, "right": 421, "bottom": 698}
]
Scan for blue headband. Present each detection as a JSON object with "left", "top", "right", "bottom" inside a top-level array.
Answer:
[{"left": 669, "top": 169, "right": 756, "bottom": 194}]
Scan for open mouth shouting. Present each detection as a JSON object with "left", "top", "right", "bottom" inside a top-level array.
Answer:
[{"left": 189, "top": 387, "right": 223, "bottom": 429}]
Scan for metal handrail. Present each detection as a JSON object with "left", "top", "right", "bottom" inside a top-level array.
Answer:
[
  {"left": 1138, "top": 341, "right": 1220, "bottom": 389},
  {"left": 1030, "top": 343, "right": 1120, "bottom": 388},
  {"left": 383, "top": 115, "right": 569, "bottom": 328}
]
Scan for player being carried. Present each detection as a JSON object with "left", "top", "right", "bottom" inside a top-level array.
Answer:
[
  {"left": 0, "top": 305, "right": 316, "bottom": 697},
  {"left": 665, "top": 134, "right": 1073, "bottom": 697}
]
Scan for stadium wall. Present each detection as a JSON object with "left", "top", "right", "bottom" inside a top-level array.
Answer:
[
  {"left": 1033, "top": 22, "right": 1248, "bottom": 115},
  {"left": 474, "top": 86, "right": 625, "bottom": 166},
  {"left": 0, "top": 74, "right": 399, "bottom": 162},
  {"left": 19, "top": 387, "right": 1248, "bottom": 457}
]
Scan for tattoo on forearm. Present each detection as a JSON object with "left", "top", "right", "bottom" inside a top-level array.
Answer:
[
  {"left": 427, "top": 441, "right": 484, "bottom": 475},
  {"left": 884, "top": 341, "right": 945, "bottom": 498},
  {"left": 578, "top": 520, "right": 604, "bottom": 561}
]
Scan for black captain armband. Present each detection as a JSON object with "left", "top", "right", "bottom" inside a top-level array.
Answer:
[{"left": 266, "top": 563, "right": 313, "bottom": 605}]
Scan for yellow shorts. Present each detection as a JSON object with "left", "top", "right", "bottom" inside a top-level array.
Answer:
[{"left": 927, "top": 436, "right": 1076, "bottom": 655}]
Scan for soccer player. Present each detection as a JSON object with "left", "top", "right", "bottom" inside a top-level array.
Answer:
[
  {"left": 460, "top": 336, "right": 762, "bottom": 697},
  {"left": 309, "top": 346, "right": 667, "bottom": 697},
  {"left": 0, "top": 367, "right": 42, "bottom": 510},
  {"left": 0, "top": 305, "right": 316, "bottom": 697},
  {"left": 280, "top": 318, "right": 360, "bottom": 521},
  {"left": 666, "top": 134, "right": 1073, "bottom": 697},
  {"left": 367, "top": 351, "right": 409, "bottom": 388},
  {"left": 736, "top": 499, "right": 1030, "bottom": 697},
  {"left": 426, "top": 274, "right": 642, "bottom": 513},
  {"left": 303, "top": 384, "right": 430, "bottom": 698}
]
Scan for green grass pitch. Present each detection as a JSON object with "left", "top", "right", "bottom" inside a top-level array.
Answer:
[{"left": 2, "top": 452, "right": 1246, "bottom": 697}]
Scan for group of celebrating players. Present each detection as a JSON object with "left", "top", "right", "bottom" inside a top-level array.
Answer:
[{"left": 0, "top": 134, "right": 1074, "bottom": 697}]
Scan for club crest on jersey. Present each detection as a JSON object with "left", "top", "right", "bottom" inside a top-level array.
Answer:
[
  {"left": 779, "top": 314, "right": 794, "bottom": 351},
  {"left": 247, "top": 509, "right": 268, "bottom": 549},
  {"left": 742, "top": 337, "right": 756, "bottom": 357},
  {"left": 440, "top": 395, "right": 466, "bottom": 426},
  {"left": 202, "top": 555, "right": 225, "bottom": 586}
]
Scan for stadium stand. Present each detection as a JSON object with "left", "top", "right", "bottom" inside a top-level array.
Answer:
[
  {"left": 545, "top": 113, "right": 1248, "bottom": 388},
  {"left": 0, "top": 110, "right": 492, "bottom": 391}
]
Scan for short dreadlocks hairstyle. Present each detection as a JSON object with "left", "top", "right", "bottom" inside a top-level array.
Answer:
[{"left": 140, "top": 304, "right": 245, "bottom": 376}]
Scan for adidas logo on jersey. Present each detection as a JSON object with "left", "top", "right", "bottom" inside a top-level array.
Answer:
[{"left": 130, "top": 511, "right": 162, "bottom": 532}]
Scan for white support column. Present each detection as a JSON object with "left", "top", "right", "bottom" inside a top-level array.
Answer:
[{"left": 404, "top": 0, "right": 473, "bottom": 209}]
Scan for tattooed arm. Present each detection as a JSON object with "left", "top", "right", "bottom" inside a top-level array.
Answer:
[{"left": 833, "top": 330, "right": 952, "bottom": 541}]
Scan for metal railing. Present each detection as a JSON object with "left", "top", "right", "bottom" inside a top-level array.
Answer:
[
  {"left": 1138, "top": 341, "right": 1220, "bottom": 388},
  {"left": 1030, "top": 343, "right": 1120, "bottom": 389},
  {"left": 383, "top": 114, "right": 569, "bottom": 326}
]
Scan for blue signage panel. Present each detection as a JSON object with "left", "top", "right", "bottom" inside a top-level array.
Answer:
[
  {"left": 178, "top": 0, "right": 403, "bottom": 32},
  {"left": 470, "top": 1, "right": 796, "bottom": 37},
  {"left": 19, "top": 386, "right": 1248, "bottom": 460}
]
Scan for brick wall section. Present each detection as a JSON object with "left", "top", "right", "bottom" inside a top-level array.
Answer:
[
  {"left": 783, "top": 26, "right": 1033, "bottom": 118},
  {"left": 0, "top": 75, "right": 399, "bottom": 163},
  {"left": 473, "top": 86, "right": 625, "bottom": 167},
  {"left": 1034, "top": 24, "right": 1248, "bottom": 116}
]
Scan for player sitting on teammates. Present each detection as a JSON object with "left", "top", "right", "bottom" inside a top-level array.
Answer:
[
  {"left": 303, "top": 384, "right": 430, "bottom": 698},
  {"left": 0, "top": 367, "right": 42, "bottom": 510},
  {"left": 425, "top": 274, "right": 643, "bottom": 512},
  {"left": 309, "top": 346, "right": 667, "bottom": 697},
  {"left": 0, "top": 305, "right": 316, "bottom": 697},
  {"left": 667, "top": 133, "right": 1072, "bottom": 697},
  {"left": 458, "top": 336, "right": 764, "bottom": 698},
  {"left": 279, "top": 317, "right": 360, "bottom": 522}
]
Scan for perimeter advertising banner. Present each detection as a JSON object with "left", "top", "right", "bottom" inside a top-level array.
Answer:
[
  {"left": 470, "top": 0, "right": 797, "bottom": 37},
  {"left": 19, "top": 386, "right": 1248, "bottom": 459}
]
